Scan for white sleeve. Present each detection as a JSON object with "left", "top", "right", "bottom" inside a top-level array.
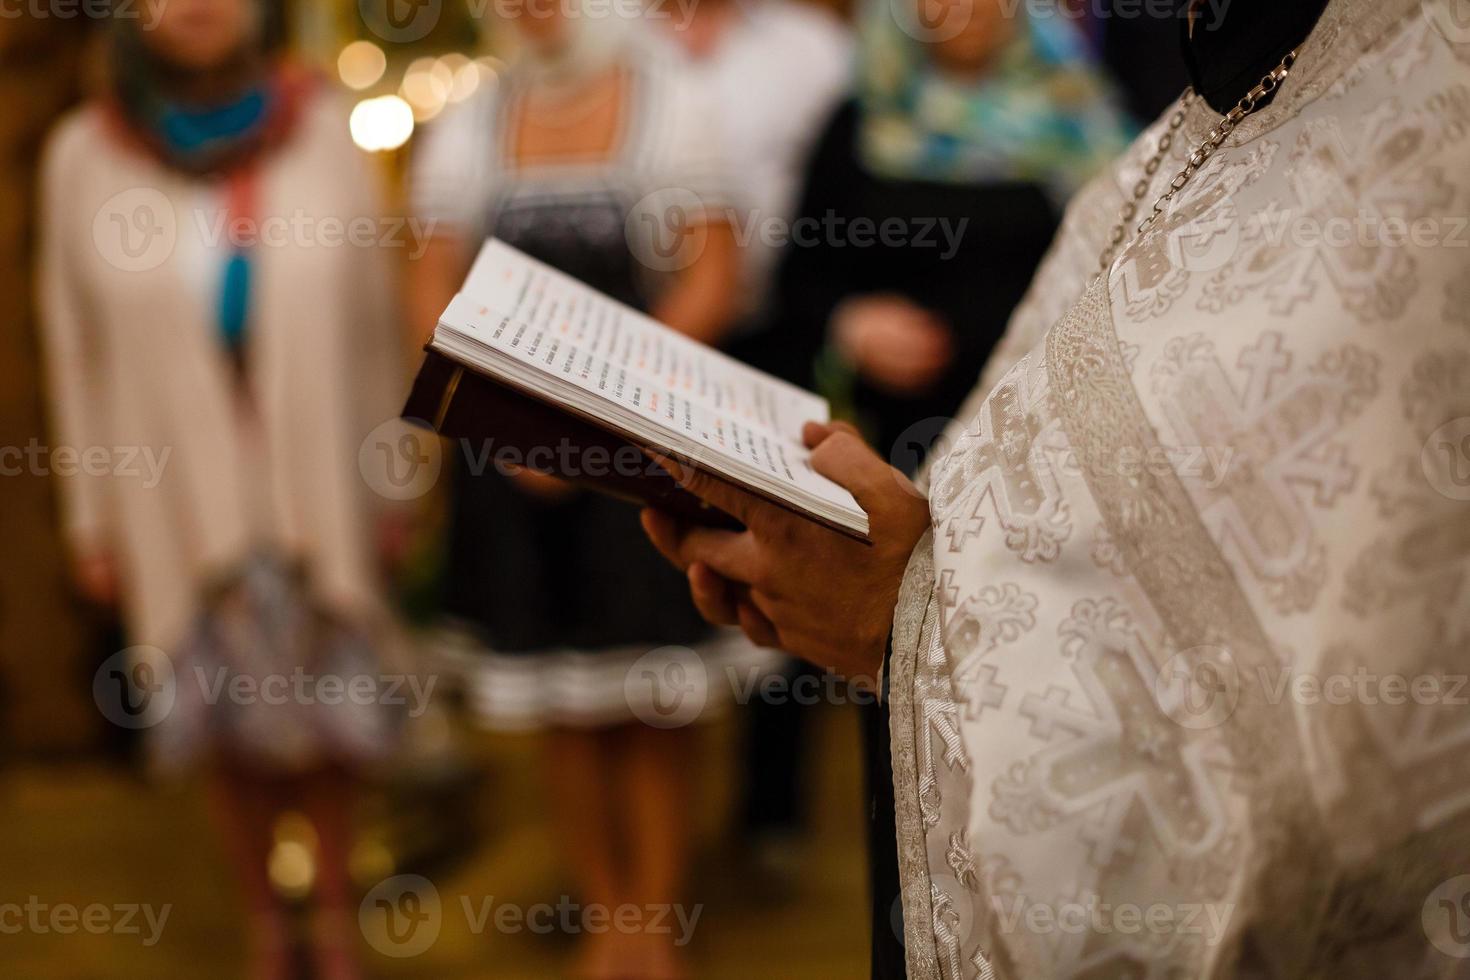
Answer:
[
  {"left": 652, "top": 72, "right": 737, "bottom": 222},
  {"left": 36, "top": 117, "right": 112, "bottom": 552},
  {"left": 787, "top": 3, "right": 855, "bottom": 127},
  {"left": 408, "top": 92, "right": 496, "bottom": 234}
]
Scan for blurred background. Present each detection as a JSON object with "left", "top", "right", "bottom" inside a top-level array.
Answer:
[{"left": 0, "top": 0, "right": 1187, "bottom": 976}]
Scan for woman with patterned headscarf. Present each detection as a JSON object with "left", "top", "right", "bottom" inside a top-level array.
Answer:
[
  {"left": 38, "top": 1, "right": 407, "bottom": 976},
  {"left": 771, "top": 0, "right": 1135, "bottom": 464}
]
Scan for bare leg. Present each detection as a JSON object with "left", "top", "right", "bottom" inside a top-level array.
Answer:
[
  {"left": 209, "top": 760, "right": 292, "bottom": 980},
  {"left": 544, "top": 728, "right": 625, "bottom": 979},
  {"left": 298, "top": 766, "right": 362, "bottom": 980},
  {"left": 619, "top": 723, "right": 695, "bottom": 980}
]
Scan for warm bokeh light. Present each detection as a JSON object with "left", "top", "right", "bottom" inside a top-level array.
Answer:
[
  {"left": 401, "top": 56, "right": 455, "bottom": 121},
  {"left": 450, "top": 60, "right": 488, "bottom": 103},
  {"left": 349, "top": 95, "right": 415, "bottom": 151},
  {"left": 267, "top": 812, "right": 318, "bottom": 899},
  {"left": 336, "top": 40, "right": 387, "bottom": 91},
  {"left": 436, "top": 51, "right": 470, "bottom": 78}
]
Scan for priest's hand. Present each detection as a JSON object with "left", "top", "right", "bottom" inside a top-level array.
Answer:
[{"left": 640, "top": 422, "right": 931, "bottom": 687}]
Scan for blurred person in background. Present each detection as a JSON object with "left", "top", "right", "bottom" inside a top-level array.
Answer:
[
  {"left": 775, "top": 0, "right": 1133, "bottom": 468},
  {"left": 641, "top": 0, "right": 853, "bottom": 874},
  {"left": 767, "top": 0, "right": 1132, "bottom": 971},
  {"left": 642, "top": 0, "right": 850, "bottom": 345},
  {"left": 407, "top": 5, "right": 742, "bottom": 977},
  {"left": 36, "top": 1, "right": 407, "bottom": 977}
]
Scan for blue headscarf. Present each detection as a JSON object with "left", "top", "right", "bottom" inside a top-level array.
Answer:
[
  {"left": 105, "top": 6, "right": 307, "bottom": 359},
  {"left": 858, "top": 0, "right": 1137, "bottom": 201}
]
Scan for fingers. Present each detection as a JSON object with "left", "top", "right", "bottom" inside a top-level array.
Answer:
[
  {"left": 640, "top": 508, "right": 763, "bottom": 585},
  {"left": 802, "top": 419, "right": 862, "bottom": 449},
  {"left": 680, "top": 525, "right": 764, "bottom": 584},
  {"left": 642, "top": 522, "right": 798, "bottom": 655},
  {"left": 744, "top": 586, "right": 783, "bottom": 623},
  {"left": 689, "top": 560, "right": 780, "bottom": 647},
  {"left": 807, "top": 430, "right": 898, "bottom": 514},
  {"left": 736, "top": 600, "right": 780, "bottom": 648},
  {"left": 687, "top": 560, "right": 780, "bottom": 647},
  {"left": 648, "top": 452, "right": 776, "bottom": 528},
  {"left": 641, "top": 508, "right": 688, "bottom": 571},
  {"left": 688, "top": 562, "right": 739, "bottom": 626}
]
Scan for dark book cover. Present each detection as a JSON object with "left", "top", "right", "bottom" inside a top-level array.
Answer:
[{"left": 402, "top": 350, "right": 869, "bottom": 542}]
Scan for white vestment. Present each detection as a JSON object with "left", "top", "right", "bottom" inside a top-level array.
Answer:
[{"left": 888, "top": 0, "right": 1470, "bottom": 975}]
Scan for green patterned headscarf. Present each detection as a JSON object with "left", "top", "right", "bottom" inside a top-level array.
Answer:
[{"left": 858, "top": 0, "right": 1136, "bottom": 201}]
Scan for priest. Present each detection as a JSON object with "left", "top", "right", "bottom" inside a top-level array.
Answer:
[{"left": 641, "top": 0, "right": 1470, "bottom": 975}]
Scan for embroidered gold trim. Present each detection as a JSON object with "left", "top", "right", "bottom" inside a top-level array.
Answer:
[
  {"left": 1044, "top": 276, "right": 1336, "bottom": 975},
  {"left": 890, "top": 530, "right": 943, "bottom": 980}
]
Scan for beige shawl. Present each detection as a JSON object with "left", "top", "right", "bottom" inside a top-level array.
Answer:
[{"left": 38, "top": 92, "right": 408, "bottom": 650}]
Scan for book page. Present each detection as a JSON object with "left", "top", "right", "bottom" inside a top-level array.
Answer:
[
  {"left": 438, "top": 294, "right": 857, "bottom": 512},
  {"left": 460, "top": 240, "right": 827, "bottom": 443}
]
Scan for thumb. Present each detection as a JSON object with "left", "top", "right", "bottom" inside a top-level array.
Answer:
[
  {"left": 802, "top": 419, "right": 863, "bottom": 449},
  {"left": 807, "top": 430, "right": 901, "bottom": 516}
]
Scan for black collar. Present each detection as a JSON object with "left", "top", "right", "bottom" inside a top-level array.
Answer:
[{"left": 1180, "top": 0, "right": 1331, "bottom": 113}]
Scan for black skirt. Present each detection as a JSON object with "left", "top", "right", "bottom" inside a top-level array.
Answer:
[{"left": 439, "top": 451, "right": 711, "bottom": 653}]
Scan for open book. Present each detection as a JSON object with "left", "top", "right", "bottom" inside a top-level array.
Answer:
[{"left": 402, "top": 239, "right": 870, "bottom": 541}]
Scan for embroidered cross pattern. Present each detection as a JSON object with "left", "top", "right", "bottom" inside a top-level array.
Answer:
[
  {"left": 917, "top": 632, "right": 968, "bottom": 830},
  {"left": 1151, "top": 331, "right": 1377, "bottom": 612},
  {"left": 1016, "top": 599, "right": 1226, "bottom": 859},
  {"left": 932, "top": 364, "right": 1070, "bottom": 562},
  {"left": 1312, "top": 643, "right": 1470, "bottom": 838},
  {"left": 1115, "top": 140, "right": 1278, "bottom": 321},
  {"left": 1200, "top": 104, "right": 1463, "bottom": 322}
]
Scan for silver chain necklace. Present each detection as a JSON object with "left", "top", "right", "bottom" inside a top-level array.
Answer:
[{"left": 1097, "top": 48, "right": 1299, "bottom": 272}]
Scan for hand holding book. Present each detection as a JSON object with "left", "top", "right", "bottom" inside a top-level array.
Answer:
[
  {"left": 402, "top": 239, "right": 935, "bottom": 666},
  {"left": 403, "top": 239, "right": 872, "bottom": 540},
  {"left": 640, "top": 419, "right": 932, "bottom": 679}
]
